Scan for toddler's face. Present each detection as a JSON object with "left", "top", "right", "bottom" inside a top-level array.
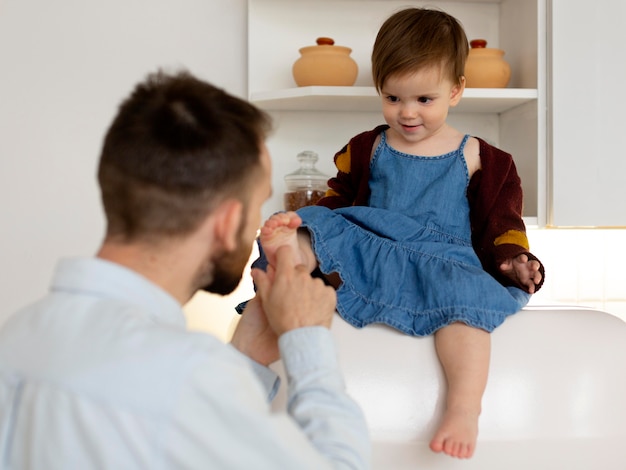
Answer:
[{"left": 380, "top": 67, "right": 464, "bottom": 148}]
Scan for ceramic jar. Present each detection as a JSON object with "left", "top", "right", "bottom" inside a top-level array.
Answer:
[
  {"left": 464, "top": 39, "right": 511, "bottom": 88},
  {"left": 292, "top": 37, "right": 358, "bottom": 87}
]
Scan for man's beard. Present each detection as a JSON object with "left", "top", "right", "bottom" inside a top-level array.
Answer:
[
  {"left": 201, "top": 241, "right": 252, "bottom": 295},
  {"left": 198, "top": 214, "right": 254, "bottom": 296}
]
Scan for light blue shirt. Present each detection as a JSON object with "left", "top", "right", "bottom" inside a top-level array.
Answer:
[{"left": 0, "top": 258, "right": 370, "bottom": 469}]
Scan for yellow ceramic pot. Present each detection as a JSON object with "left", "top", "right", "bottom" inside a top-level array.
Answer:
[
  {"left": 292, "top": 37, "right": 358, "bottom": 87},
  {"left": 464, "top": 39, "right": 511, "bottom": 88}
]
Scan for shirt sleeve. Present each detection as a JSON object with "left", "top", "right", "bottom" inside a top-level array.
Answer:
[
  {"left": 278, "top": 327, "right": 371, "bottom": 468},
  {"left": 164, "top": 327, "right": 370, "bottom": 470},
  {"left": 246, "top": 357, "right": 281, "bottom": 401}
]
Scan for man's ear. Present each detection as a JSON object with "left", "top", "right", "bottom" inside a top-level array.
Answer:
[
  {"left": 212, "top": 198, "right": 243, "bottom": 252},
  {"left": 450, "top": 76, "right": 466, "bottom": 107}
]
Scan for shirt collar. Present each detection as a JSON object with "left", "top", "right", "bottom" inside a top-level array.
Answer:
[{"left": 51, "top": 257, "right": 185, "bottom": 328}]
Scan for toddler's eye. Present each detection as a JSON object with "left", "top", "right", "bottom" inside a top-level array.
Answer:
[
  {"left": 418, "top": 96, "right": 432, "bottom": 104},
  {"left": 386, "top": 95, "right": 400, "bottom": 103}
]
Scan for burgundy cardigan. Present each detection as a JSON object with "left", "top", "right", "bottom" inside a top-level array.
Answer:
[{"left": 317, "top": 125, "right": 545, "bottom": 292}]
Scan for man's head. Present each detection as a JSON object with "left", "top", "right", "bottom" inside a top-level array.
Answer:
[
  {"left": 371, "top": 8, "right": 469, "bottom": 93},
  {"left": 98, "top": 71, "right": 272, "bottom": 295},
  {"left": 99, "top": 70, "right": 271, "bottom": 243}
]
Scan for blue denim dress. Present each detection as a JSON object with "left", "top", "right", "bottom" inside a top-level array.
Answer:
[{"left": 296, "top": 132, "right": 530, "bottom": 336}]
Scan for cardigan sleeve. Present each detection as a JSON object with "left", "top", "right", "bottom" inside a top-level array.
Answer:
[
  {"left": 468, "top": 139, "right": 545, "bottom": 292},
  {"left": 317, "top": 140, "right": 357, "bottom": 209},
  {"left": 317, "top": 125, "right": 388, "bottom": 209}
]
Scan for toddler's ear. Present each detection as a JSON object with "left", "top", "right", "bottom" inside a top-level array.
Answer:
[{"left": 450, "top": 77, "right": 466, "bottom": 107}]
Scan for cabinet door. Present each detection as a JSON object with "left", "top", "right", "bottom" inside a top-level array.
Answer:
[{"left": 550, "top": 0, "right": 626, "bottom": 226}]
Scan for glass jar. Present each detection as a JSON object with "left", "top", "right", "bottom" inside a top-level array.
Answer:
[{"left": 283, "top": 150, "right": 329, "bottom": 211}]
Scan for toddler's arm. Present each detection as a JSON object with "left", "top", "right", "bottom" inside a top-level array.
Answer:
[
  {"left": 468, "top": 138, "right": 545, "bottom": 293},
  {"left": 317, "top": 125, "right": 387, "bottom": 209}
]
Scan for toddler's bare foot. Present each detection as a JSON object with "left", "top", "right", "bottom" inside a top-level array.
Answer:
[
  {"left": 429, "top": 407, "right": 479, "bottom": 459},
  {"left": 259, "top": 211, "right": 305, "bottom": 268}
]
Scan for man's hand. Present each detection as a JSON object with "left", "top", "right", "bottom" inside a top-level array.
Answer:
[
  {"left": 252, "top": 245, "right": 337, "bottom": 336},
  {"left": 230, "top": 296, "right": 279, "bottom": 366},
  {"left": 499, "top": 253, "right": 542, "bottom": 294}
]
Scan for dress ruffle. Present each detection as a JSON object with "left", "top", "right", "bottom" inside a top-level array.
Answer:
[{"left": 298, "top": 205, "right": 529, "bottom": 336}]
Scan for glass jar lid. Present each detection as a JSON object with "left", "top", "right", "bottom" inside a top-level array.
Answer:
[{"left": 284, "top": 150, "right": 329, "bottom": 190}]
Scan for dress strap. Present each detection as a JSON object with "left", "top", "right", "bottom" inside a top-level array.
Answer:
[
  {"left": 379, "top": 129, "right": 388, "bottom": 146},
  {"left": 457, "top": 134, "right": 471, "bottom": 152}
]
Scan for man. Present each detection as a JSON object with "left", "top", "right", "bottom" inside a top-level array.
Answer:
[{"left": 0, "top": 71, "right": 370, "bottom": 469}]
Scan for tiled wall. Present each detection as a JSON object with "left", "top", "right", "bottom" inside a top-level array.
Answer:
[{"left": 527, "top": 228, "right": 626, "bottom": 322}]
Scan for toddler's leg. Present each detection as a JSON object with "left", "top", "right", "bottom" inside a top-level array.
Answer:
[
  {"left": 259, "top": 211, "right": 317, "bottom": 272},
  {"left": 429, "top": 322, "right": 490, "bottom": 459}
]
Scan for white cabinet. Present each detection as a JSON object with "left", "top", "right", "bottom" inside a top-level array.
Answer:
[
  {"left": 548, "top": 0, "right": 626, "bottom": 227},
  {"left": 248, "top": 0, "right": 546, "bottom": 225}
]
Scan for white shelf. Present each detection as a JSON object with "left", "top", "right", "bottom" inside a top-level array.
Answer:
[
  {"left": 250, "top": 86, "right": 538, "bottom": 114},
  {"left": 249, "top": 0, "right": 544, "bottom": 223}
]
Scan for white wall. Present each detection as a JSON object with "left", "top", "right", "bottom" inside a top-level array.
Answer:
[
  {"left": 0, "top": 0, "right": 248, "bottom": 321},
  {"left": 2, "top": 0, "right": 624, "bottom": 334},
  {"left": 528, "top": 228, "right": 626, "bottom": 322}
]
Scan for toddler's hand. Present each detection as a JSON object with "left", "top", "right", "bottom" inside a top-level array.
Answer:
[{"left": 499, "top": 254, "right": 542, "bottom": 294}]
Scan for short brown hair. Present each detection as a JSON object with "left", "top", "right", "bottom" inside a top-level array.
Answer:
[
  {"left": 98, "top": 71, "right": 271, "bottom": 242},
  {"left": 372, "top": 8, "right": 469, "bottom": 92}
]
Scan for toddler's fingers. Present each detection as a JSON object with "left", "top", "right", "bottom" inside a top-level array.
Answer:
[
  {"left": 499, "top": 260, "right": 512, "bottom": 272},
  {"left": 516, "top": 253, "right": 529, "bottom": 264}
]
